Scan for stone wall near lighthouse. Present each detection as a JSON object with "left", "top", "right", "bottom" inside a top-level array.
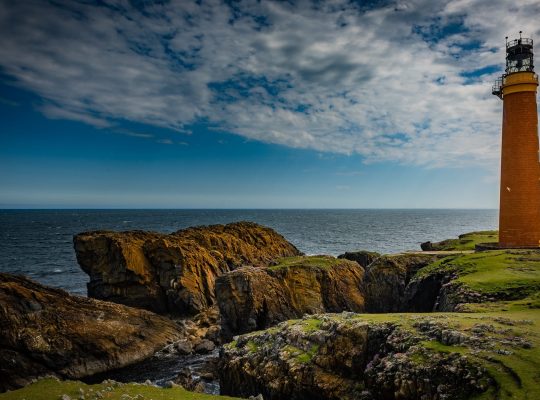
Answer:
[{"left": 499, "top": 72, "right": 540, "bottom": 247}]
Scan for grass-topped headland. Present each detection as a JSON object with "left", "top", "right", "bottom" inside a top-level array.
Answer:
[
  {"left": 421, "top": 231, "right": 498, "bottom": 251},
  {"left": 413, "top": 249, "right": 540, "bottom": 302}
]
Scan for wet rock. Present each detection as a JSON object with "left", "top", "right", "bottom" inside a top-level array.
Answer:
[
  {"left": 74, "top": 222, "right": 301, "bottom": 316},
  {"left": 195, "top": 339, "right": 215, "bottom": 354},
  {"left": 420, "top": 241, "right": 433, "bottom": 251},
  {"left": 174, "top": 367, "right": 205, "bottom": 392},
  {"left": 0, "top": 273, "right": 183, "bottom": 392},
  {"left": 175, "top": 340, "right": 193, "bottom": 355}
]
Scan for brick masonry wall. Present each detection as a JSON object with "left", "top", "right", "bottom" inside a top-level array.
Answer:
[{"left": 499, "top": 90, "right": 540, "bottom": 247}]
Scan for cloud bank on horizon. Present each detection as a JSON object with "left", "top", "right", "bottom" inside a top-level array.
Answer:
[{"left": 0, "top": 0, "right": 538, "bottom": 167}]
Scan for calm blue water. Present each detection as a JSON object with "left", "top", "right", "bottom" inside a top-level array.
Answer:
[{"left": 0, "top": 209, "right": 497, "bottom": 295}]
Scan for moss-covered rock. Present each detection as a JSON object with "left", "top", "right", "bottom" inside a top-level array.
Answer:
[{"left": 219, "top": 313, "right": 504, "bottom": 400}]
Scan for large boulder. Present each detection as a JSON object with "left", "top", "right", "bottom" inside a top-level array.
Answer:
[
  {"left": 216, "top": 256, "right": 365, "bottom": 340},
  {"left": 0, "top": 273, "right": 183, "bottom": 392},
  {"left": 74, "top": 222, "right": 301, "bottom": 315}
]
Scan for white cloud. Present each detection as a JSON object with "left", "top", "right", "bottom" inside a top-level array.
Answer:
[{"left": 0, "top": 0, "right": 537, "bottom": 167}]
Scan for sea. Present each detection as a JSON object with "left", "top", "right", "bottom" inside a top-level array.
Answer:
[{"left": 0, "top": 209, "right": 498, "bottom": 296}]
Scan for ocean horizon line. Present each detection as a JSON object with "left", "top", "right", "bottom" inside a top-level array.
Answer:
[{"left": 0, "top": 207, "right": 499, "bottom": 211}]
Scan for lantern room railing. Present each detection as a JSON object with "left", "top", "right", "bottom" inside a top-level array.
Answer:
[{"left": 506, "top": 37, "right": 533, "bottom": 49}]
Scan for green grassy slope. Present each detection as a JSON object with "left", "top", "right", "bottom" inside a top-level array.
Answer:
[{"left": 0, "top": 379, "right": 241, "bottom": 400}]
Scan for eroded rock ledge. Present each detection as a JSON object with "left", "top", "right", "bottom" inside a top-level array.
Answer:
[
  {"left": 74, "top": 222, "right": 301, "bottom": 315},
  {"left": 0, "top": 273, "right": 183, "bottom": 392}
]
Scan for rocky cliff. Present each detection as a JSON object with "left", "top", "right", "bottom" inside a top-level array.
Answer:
[
  {"left": 216, "top": 256, "right": 365, "bottom": 339},
  {"left": 219, "top": 313, "right": 496, "bottom": 400},
  {"left": 0, "top": 273, "right": 183, "bottom": 392},
  {"left": 219, "top": 243, "right": 540, "bottom": 400},
  {"left": 363, "top": 253, "right": 445, "bottom": 312},
  {"left": 215, "top": 252, "right": 448, "bottom": 322},
  {"left": 74, "top": 222, "right": 301, "bottom": 315}
]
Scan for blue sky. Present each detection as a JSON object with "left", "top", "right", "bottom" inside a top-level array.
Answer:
[{"left": 1, "top": 0, "right": 538, "bottom": 208}]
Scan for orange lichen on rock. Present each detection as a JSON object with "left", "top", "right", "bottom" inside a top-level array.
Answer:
[{"left": 74, "top": 222, "right": 301, "bottom": 315}]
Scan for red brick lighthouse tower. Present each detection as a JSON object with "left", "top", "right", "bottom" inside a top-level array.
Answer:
[{"left": 493, "top": 32, "right": 540, "bottom": 247}]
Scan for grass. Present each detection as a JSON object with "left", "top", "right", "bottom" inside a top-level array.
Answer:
[
  {"left": 282, "top": 344, "right": 320, "bottom": 364},
  {"left": 426, "top": 231, "right": 499, "bottom": 251},
  {"left": 415, "top": 250, "right": 540, "bottom": 299},
  {"left": 0, "top": 379, "right": 241, "bottom": 400},
  {"left": 246, "top": 340, "right": 259, "bottom": 353},
  {"left": 301, "top": 318, "right": 322, "bottom": 332},
  {"left": 268, "top": 255, "right": 344, "bottom": 270}
]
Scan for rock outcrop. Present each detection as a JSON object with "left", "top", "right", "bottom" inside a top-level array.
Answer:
[
  {"left": 74, "top": 222, "right": 301, "bottom": 315},
  {"left": 338, "top": 250, "right": 380, "bottom": 268},
  {"left": 219, "top": 314, "right": 494, "bottom": 400},
  {"left": 0, "top": 273, "right": 183, "bottom": 392},
  {"left": 363, "top": 254, "right": 444, "bottom": 312},
  {"left": 420, "top": 231, "right": 498, "bottom": 251},
  {"left": 216, "top": 256, "right": 365, "bottom": 340}
]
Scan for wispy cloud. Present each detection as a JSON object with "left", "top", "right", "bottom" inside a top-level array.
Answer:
[
  {"left": 0, "top": 0, "right": 536, "bottom": 167},
  {"left": 157, "top": 138, "right": 174, "bottom": 145},
  {"left": 115, "top": 129, "right": 154, "bottom": 139}
]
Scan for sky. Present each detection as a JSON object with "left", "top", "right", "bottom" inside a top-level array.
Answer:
[{"left": 1, "top": 0, "right": 539, "bottom": 209}]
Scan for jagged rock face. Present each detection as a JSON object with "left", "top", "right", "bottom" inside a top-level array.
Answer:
[
  {"left": 338, "top": 250, "right": 380, "bottom": 268},
  {"left": 0, "top": 273, "right": 183, "bottom": 392},
  {"left": 216, "top": 257, "right": 365, "bottom": 340},
  {"left": 74, "top": 222, "right": 301, "bottom": 315},
  {"left": 363, "top": 254, "right": 444, "bottom": 312},
  {"left": 219, "top": 314, "right": 492, "bottom": 400}
]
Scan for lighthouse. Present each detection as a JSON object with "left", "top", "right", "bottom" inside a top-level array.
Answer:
[{"left": 492, "top": 33, "right": 540, "bottom": 248}]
